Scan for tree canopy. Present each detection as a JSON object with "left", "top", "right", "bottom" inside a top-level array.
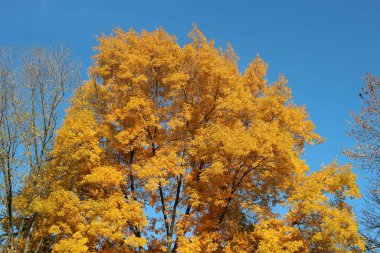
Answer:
[{"left": 9, "top": 27, "right": 364, "bottom": 252}]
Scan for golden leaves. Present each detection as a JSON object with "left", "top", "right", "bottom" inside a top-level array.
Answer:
[{"left": 29, "top": 26, "right": 364, "bottom": 252}]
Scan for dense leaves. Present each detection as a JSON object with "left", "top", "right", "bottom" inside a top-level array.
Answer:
[{"left": 14, "top": 27, "right": 364, "bottom": 252}]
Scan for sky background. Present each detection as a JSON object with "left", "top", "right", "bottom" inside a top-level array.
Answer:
[{"left": 1, "top": 0, "right": 379, "bottom": 217}]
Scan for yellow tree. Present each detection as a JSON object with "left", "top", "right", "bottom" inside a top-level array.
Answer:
[{"left": 30, "top": 27, "right": 364, "bottom": 252}]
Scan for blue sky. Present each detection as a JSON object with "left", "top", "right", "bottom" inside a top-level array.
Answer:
[{"left": 1, "top": 0, "right": 379, "bottom": 214}]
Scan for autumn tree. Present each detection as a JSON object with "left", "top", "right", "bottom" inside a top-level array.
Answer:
[
  {"left": 34, "top": 27, "right": 364, "bottom": 252},
  {"left": 0, "top": 46, "right": 80, "bottom": 252},
  {"left": 346, "top": 74, "right": 380, "bottom": 252}
]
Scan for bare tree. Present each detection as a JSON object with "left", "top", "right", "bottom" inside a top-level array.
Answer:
[
  {"left": 347, "top": 74, "right": 380, "bottom": 252},
  {"left": 0, "top": 46, "right": 80, "bottom": 252},
  {"left": 0, "top": 47, "right": 25, "bottom": 253}
]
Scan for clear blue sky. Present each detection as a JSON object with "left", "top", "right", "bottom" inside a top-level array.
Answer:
[{"left": 1, "top": 0, "right": 379, "bottom": 214}]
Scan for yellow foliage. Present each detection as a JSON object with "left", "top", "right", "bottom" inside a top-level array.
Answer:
[{"left": 20, "top": 26, "right": 364, "bottom": 252}]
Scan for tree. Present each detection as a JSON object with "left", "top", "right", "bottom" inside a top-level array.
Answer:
[
  {"left": 0, "top": 47, "right": 25, "bottom": 252},
  {"left": 0, "top": 46, "right": 80, "bottom": 252},
  {"left": 346, "top": 74, "right": 380, "bottom": 252},
  {"left": 34, "top": 27, "right": 364, "bottom": 252}
]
